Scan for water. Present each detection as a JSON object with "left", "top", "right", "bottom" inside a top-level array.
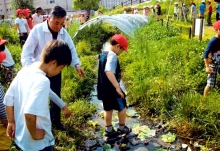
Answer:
[{"left": 88, "top": 83, "right": 184, "bottom": 151}]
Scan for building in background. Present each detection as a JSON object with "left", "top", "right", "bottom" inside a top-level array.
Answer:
[
  {"left": 0, "top": 0, "right": 75, "bottom": 18},
  {"left": 99, "top": 0, "right": 127, "bottom": 9}
]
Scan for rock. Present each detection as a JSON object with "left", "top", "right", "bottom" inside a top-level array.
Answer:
[
  {"left": 134, "top": 147, "right": 149, "bottom": 151},
  {"left": 129, "top": 138, "right": 139, "bottom": 145}
]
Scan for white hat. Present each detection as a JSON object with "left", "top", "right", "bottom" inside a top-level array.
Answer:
[
  {"left": 174, "top": 2, "right": 178, "bottom": 4},
  {"left": 143, "top": 6, "right": 147, "bottom": 8}
]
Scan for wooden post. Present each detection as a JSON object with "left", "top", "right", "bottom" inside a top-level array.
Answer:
[
  {"left": 121, "top": 2, "right": 123, "bottom": 7},
  {"left": 199, "top": 18, "right": 203, "bottom": 41},
  {"left": 139, "top": 0, "right": 141, "bottom": 3},
  {"left": 189, "top": 27, "right": 192, "bottom": 39},
  {"left": 131, "top": 0, "right": 132, "bottom": 5},
  {"left": 191, "top": 18, "right": 195, "bottom": 37}
]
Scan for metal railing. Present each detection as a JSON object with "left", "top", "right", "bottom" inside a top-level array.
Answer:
[{"left": 117, "top": 0, "right": 147, "bottom": 7}]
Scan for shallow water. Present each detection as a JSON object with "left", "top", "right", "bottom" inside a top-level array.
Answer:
[{"left": 88, "top": 84, "right": 184, "bottom": 151}]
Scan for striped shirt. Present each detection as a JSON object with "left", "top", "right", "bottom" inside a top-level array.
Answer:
[{"left": 0, "top": 83, "right": 7, "bottom": 120}]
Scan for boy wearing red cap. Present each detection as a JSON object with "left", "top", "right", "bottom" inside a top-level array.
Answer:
[
  {"left": 15, "top": 9, "right": 29, "bottom": 47},
  {"left": 203, "top": 20, "right": 220, "bottom": 96},
  {"left": 26, "top": 9, "right": 33, "bottom": 30},
  {"left": 97, "top": 34, "right": 131, "bottom": 142},
  {"left": 0, "top": 50, "right": 11, "bottom": 151}
]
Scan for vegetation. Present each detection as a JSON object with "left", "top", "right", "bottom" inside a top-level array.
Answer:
[
  {"left": 10, "top": 0, "right": 35, "bottom": 10},
  {"left": 2, "top": 0, "right": 220, "bottom": 150},
  {"left": 73, "top": 0, "right": 100, "bottom": 11}
]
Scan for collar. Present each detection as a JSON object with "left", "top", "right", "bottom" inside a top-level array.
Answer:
[{"left": 42, "top": 21, "right": 64, "bottom": 35}]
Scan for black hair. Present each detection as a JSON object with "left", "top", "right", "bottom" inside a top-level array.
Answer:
[
  {"left": 41, "top": 40, "right": 72, "bottom": 66},
  {"left": 36, "top": 7, "right": 43, "bottom": 13},
  {"left": 0, "top": 44, "right": 5, "bottom": 51},
  {"left": 50, "top": 6, "right": 66, "bottom": 18},
  {"left": 110, "top": 39, "right": 118, "bottom": 46}
]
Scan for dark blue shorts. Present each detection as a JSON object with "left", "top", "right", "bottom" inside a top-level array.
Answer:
[{"left": 102, "top": 97, "right": 127, "bottom": 111}]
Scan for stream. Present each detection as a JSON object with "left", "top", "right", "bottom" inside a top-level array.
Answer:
[{"left": 84, "top": 82, "right": 192, "bottom": 151}]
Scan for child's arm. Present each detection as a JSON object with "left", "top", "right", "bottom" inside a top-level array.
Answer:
[
  {"left": 5, "top": 106, "right": 15, "bottom": 140},
  {"left": 24, "top": 114, "right": 45, "bottom": 140},
  {"left": 105, "top": 71, "right": 124, "bottom": 99},
  {"left": 49, "top": 90, "right": 72, "bottom": 117}
]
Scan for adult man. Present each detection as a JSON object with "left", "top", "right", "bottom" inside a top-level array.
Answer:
[
  {"left": 21, "top": 6, "right": 85, "bottom": 130},
  {"left": 32, "top": 7, "right": 43, "bottom": 26}
]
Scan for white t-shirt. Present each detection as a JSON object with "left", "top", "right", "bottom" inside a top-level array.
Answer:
[
  {"left": 32, "top": 13, "right": 43, "bottom": 26},
  {"left": 15, "top": 18, "right": 27, "bottom": 33},
  {"left": 134, "top": 9, "right": 139, "bottom": 14},
  {"left": 2, "top": 46, "right": 15, "bottom": 67},
  {"left": 3, "top": 66, "right": 54, "bottom": 151},
  {"left": 104, "top": 49, "right": 118, "bottom": 74}
]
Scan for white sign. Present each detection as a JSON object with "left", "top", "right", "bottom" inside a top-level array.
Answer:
[{"left": 195, "top": 19, "right": 204, "bottom": 36}]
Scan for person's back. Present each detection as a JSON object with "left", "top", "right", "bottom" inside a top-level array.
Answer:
[{"left": 4, "top": 40, "right": 72, "bottom": 150}]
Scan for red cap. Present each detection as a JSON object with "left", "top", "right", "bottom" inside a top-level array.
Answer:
[
  {"left": 112, "top": 34, "right": 128, "bottom": 52},
  {"left": 16, "top": 9, "right": 23, "bottom": 15},
  {"left": 0, "top": 51, "right": 6, "bottom": 63},
  {"left": 0, "top": 39, "right": 7, "bottom": 45},
  {"left": 213, "top": 20, "right": 220, "bottom": 30},
  {"left": 124, "top": 8, "right": 126, "bottom": 10},
  {"left": 22, "top": 9, "right": 28, "bottom": 17},
  {"left": 26, "top": 9, "right": 31, "bottom": 13}
]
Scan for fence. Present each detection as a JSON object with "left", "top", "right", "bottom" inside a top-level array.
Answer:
[{"left": 116, "top": 0, "right": 148, "bottom": 7}]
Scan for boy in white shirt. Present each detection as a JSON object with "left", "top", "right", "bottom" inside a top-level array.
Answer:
[
  {"left": 4, "top": 40, "right": 72, "bottom": 151},
  {"left": 32, "top": 7, "right": 43, "bottom": 26}
]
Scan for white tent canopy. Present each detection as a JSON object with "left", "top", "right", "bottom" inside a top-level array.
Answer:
[{"left": 73, "top": 14, "right": 149, "bottom": 38}]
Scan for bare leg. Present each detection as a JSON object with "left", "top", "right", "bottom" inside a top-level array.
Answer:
[
  {"left": 118, "top": 108, "right": 127, "bottom": 125},
  {"left": 104, "top": 110, "right": 113, "bottom": 126},
  {"left": 204, "top": 86, "right": 211, "bottom": 96}
]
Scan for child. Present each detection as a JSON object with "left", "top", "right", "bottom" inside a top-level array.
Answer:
[
  {"left": 0, "top": 39, "right": 15, "bottom": 86},
  {"left": 199, "top": 0, "right": 206, "bottom": 19},
  {"left": 203, "top": 20, "right": 220, "bottom": 96},
  {"left": 0, "top": 51, "right": 11, "bottom": 151},
  {"left": 4, "top": 40, "right": 72, "bottom": 151},
  {"left": 97, "top": 34, "right": 131, "bottom": 141},
  {"left": 15, "top": 9, "right": 29, "bottom": 47},
  {"left": 207, "top": 0, "right": 213, "bottom": 25}
]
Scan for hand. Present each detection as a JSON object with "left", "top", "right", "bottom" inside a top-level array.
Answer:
[
  {"left": 206, "top": 66, "right": 212, "bottom": 74},
  {"left": 7, "top": 122, "right": 15, "bottom": 140},
  {"left": 62, "top": 106, "right": 73, "bottom": 118},
  {"left": 34, "top": 129, "right": 46, "bottom": 140},
  {"left": 116, "top": 88, "right": 124, "bottom": 99},
  {"left": 20, "top": 33, "right": 23, "bottom": 36},
  {"left": 75, "top": 65, "right": 85, "bottom": 78},
  {"left": 2, "top": 119, "right": 8, "bottom": 128}
]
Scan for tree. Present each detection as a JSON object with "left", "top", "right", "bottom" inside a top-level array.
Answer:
[
  {"left": 73, "top": 0, "right": 100, "bottom": 15},
  {"left": 10, "top": 0, "right": 35, "bottom": 11}
]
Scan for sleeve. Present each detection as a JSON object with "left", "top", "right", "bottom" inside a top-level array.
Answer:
[
  {"left": 105, "top": 53, "right": 117, "bottom": 73},
  {"left": 204, "top": 40, "right": 214, "bottom": 58},
  {"left": 21, "top": 27, "right": 38, "bottom": 66},
  {"left": 0, "top": 84, "right": 7, "bottom": 120},
  {"left": 15, "top": 18, "right": 18, "bottom": 24},
  {"left": 24, "top": 80, "right": 50, "bottom": 117},
  {"left": 49, "top": 90, "right": 66, "bottom": 109},
  {"left": 65, "top": 31, "right": 81, "bottom": 68},
  {"left": 3, "top": 75, "right": 17, "bottom": 106}
]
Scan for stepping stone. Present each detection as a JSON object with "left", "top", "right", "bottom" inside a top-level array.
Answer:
[{"left": 134, "top": 147, "right": 148, "bottom": 151}]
